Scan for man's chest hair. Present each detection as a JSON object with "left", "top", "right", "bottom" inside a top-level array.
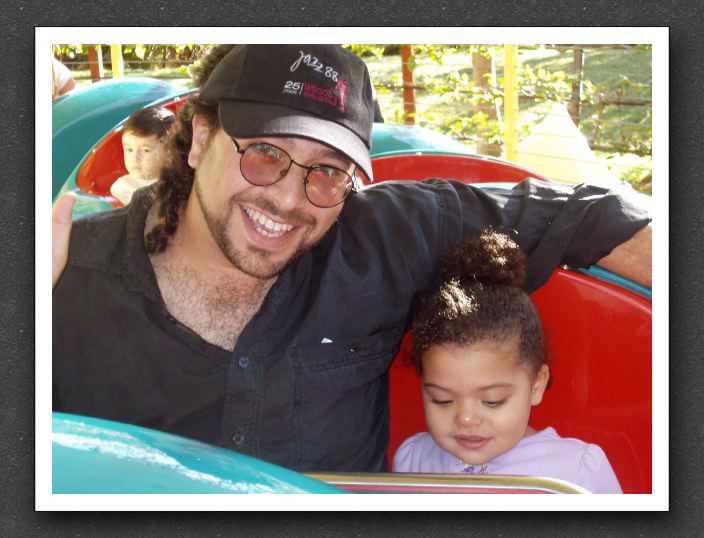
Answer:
[{"left": 149, "top": 253, "right": 273, "bottom": 351}]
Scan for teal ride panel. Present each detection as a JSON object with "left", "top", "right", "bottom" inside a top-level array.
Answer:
[
  {"left": 53, "top": 413, "right": 344, "bottom": 494},
  {"left": 52, "top": 78, "right": 187, "bottom": 198}
]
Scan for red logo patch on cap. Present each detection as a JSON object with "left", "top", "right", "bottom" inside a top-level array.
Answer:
[
  {"left": 285, "top": 50, "right": 348, "bottom": 112},
  {"left": 336, "top": 80, "right": 348, "bottom": 112}
]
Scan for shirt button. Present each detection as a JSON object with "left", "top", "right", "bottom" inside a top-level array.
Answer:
[
  {"left": 231, "top": 431, "right": 245, "bottom": 445},
  {"left": 165, "top": 314, "right": 177, "bottom": 324},
  {"left": 238, "top": 356, "right": 250, "bottom": 368}
]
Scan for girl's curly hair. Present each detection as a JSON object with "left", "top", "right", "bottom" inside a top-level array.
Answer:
[
  {"left": 144, "top": 45, "right": 236, "bottom": 254},
  {"left": 412, "top": 230, "right": 548, "bottom": 378}
]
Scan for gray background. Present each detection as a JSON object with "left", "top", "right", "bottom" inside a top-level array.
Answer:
[{"left": 1, "top": 1, "right": 696, "bottom": 534}]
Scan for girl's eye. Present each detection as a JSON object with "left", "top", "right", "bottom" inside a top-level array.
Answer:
[
  {"left": 431, "top": 399, "right": 452, "bottom": 406},
  {"left": 483, "top": 399, "right": 506, "bottom": 408}
]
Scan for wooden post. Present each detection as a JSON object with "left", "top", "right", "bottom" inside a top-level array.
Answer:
[
  {"left": 473, "top": 50, "right": 500, "bottom": 156},
  {"left": 87, "top": 45, "right": 104, "bottom": 82},
  {"left": 110, "top": 44, "right": 124, "bottom": 78},
  {"left": 569, "top": 48, "right": 584, "bottom": 126},
  {"left": 503, "top": 45, "right": 519, "bottom": 162},
  {"left": 400, "top": 45, "right": 416, "bottom": 125}
]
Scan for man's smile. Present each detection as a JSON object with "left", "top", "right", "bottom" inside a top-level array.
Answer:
[{"left": 242, "top": 205, "right": 296, "bottom": 240}]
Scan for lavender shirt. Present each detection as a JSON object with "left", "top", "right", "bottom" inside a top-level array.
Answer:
[{"left": 392, "top": 427, "right": 622, "bottom": 493}]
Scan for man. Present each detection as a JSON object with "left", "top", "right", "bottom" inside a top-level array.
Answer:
[{"left": 53, "top": 44, "right": 651, "bottom": 472}]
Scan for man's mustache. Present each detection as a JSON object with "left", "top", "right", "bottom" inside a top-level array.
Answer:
[{"left": 230, "top": 193, "right": 317, "bottom": 228}]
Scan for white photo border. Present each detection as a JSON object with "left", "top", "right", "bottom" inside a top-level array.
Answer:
[{"left": 38, "top": 26, "right": 668, "bottom": 511}]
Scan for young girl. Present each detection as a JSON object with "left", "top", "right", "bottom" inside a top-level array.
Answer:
[{"left": 392, "top": 230, "right": 622, "bottom": 493}]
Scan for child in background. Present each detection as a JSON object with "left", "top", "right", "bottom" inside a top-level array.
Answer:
[
  {"left": 52, "top": 57, "right": 76, "bottom": 99},
  {"left": 52, "top": 45, "right": 76, "bottom": 100},
  {"left": 392, "top": 230, "right": 622, "bottom": 493},
  {"left": 110, "top": 107, "right": 175, "bottom": 205}
]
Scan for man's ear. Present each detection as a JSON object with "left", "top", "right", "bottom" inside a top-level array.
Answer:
[
  {"left": 530, "top": 364, "right": 550, "bottom": 406},
  {"left": 188, "top": 115, "right": 210, "bottom": 169}
]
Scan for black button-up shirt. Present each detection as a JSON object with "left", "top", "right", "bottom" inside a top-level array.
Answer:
[{"left": 52, "top": 179, "right": 650, "bottom": 472}]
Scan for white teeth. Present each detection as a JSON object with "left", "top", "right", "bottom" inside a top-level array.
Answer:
[{"left": 244, "top": 207, "right": 294, "bottom": 238}]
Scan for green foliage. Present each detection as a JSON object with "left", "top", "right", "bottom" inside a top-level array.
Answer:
[
  {"left": 55, "top": 43, "right": 652, "bottom": 193},
  {"left": 341, "top": 44, "right": 388, "bottom": 61},
  {"left": 54, "top": 44, "right": 88, "bottom": 59},
  {"left": 53, "top": 44, "right": 205, "bottom": 70},
  {"left": 519, "top": 46, "right": 652, "bottom": 161},
  {"left": 359, "top": 44, "right": 652, "bottom": 193}
]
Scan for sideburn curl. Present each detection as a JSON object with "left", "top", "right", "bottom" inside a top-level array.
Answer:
[{"left": 144, "top": 95, "right": 220, "bottom": 254}]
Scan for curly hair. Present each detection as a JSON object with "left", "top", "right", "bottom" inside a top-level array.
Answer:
[
  {"left": 189, "top": 45, "right": 236, "bottom": 88},
  {"left": 143, "top": 45, "right": 235, "bottom": 254},
  {"left": 143, "top": 96, "right": 219, "bottom": 253},
  {"left": 412, "top": 230, "right": 548, "bottom": 378}
]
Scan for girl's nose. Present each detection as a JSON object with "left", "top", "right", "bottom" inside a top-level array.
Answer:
[{"left": 456, "top": 406, "right": 482, "bottom": 427}]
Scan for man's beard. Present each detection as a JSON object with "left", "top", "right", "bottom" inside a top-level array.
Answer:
[{"left": 195, "top": 180, "right": 318, "bottom": 280}]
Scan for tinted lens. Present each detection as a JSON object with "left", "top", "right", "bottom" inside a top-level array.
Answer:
[
  {"left": 240, "top": 142, "right": 290, "bottom": 185},
  {"left": 305, "top": 166, "right": 353, "bottom": 207},
  {"left": 236, "top": 140, "right": 354, "bottom": 207}
]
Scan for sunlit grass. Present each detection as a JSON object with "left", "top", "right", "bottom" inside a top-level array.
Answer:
[{"left": 365, "top": 46, "right": 651, "bottom": 191}]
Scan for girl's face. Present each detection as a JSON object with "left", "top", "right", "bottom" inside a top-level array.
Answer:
[{"left": 421, "top": 338, "right": 549, "bottom": 466}]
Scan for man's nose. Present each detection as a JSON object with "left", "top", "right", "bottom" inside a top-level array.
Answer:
[{"left": 266, "top": 163, "right": 308, "bottom": 210}]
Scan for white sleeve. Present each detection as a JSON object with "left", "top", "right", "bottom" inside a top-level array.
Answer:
[
  {"left": 110, "top": 176, "right": 135, "bottom": 205},
  {"left": 52, "top": 58, "right": 73, "bottom": 92}
]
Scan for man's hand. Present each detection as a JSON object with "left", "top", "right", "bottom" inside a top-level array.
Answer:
[
  {"left": 52, "top": 192, "right": 77, "bottom": 288},
  {"left": 596, "top": 223, "right": 652, "bottom": 288}
]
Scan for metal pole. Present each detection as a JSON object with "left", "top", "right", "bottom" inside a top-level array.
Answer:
[
  {"left": 110, "top": 44, "right": 124, "bottom": 78},
  {"left": 503, "top": 45, "right": 519, "bottom": 162}
]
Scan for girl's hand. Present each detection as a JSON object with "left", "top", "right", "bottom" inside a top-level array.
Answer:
[{"left": 52, "top": 192, "right": 77, "bottom": 288}]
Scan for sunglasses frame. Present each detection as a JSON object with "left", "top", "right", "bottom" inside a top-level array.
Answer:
[{"left": 231, "top": 138, "right": 357, "bottom": 208}]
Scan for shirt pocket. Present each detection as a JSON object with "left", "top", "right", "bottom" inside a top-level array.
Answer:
[{"left": 289, "top": 325, "right": 405, "bottom": 471}]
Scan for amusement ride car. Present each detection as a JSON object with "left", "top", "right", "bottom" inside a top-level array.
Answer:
[{"left": 50, "top": 79, "right": 652, "bottom": 495}]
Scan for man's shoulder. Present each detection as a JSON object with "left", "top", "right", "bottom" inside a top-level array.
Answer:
[
  {"left": 343, "top": 177, "right": 561, "bottom": 221},
  {"left": 342, "top": 179, "right": 456, "bottom": 222},
  {"left": 68, "top": 205, "right": 133, "bottom": 272},
  {"left": 68, "top": 185, "right": 155, "bottom": 271}
]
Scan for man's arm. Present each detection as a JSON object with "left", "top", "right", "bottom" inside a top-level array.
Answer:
[
  {"left": 595, "top": 222, "right": 652, "bottom": 288},
  {"left": 435, "top": 178, "right": 652, "bottom": 293},
  {"left": 53, "top": 192, "right": 76, "bottom": 288}
]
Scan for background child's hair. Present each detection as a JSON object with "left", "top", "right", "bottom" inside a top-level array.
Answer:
[
  {"left": 123, "top": 106, "right": 175, "bottom": 140},
  {"left": 412, "top": 229, "right": 548, "bottom": 378}
]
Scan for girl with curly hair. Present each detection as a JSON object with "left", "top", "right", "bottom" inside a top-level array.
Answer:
[{"left": 392, "top": 230, "right": 622, "bottom": 493}]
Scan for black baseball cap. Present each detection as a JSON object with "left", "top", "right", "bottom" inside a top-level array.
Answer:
[{"left": 201, "top": 44, "right": 375, "bottom": 181}]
